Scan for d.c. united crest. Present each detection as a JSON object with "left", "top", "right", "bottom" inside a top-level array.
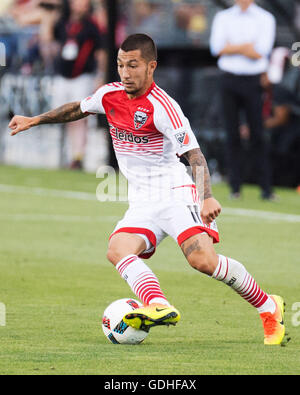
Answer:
[{"left": 134, "top": 111, "right": 148, "bottom": 130}]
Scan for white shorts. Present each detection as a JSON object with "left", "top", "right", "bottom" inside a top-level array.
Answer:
[
  {"left": 109, "top": 185, "right": 219, "bottom": 259},
  {"left": 52, "top": 74, "right": 95, "bottom": 108}
]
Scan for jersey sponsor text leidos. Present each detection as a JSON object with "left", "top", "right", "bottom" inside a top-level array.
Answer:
[{"left": 112, "top": 126, "right": 149, "bottom": 144}]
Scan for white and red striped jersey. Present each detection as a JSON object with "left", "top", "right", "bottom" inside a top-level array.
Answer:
[{"left": 80, "top": 81, "right": 200, "bottom": 204}]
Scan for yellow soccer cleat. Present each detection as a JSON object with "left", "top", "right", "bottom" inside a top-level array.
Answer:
[
  {"left": 260, "top": 295, "right": 287, "bottom": 345},
  {"left": 123, "top": 304, "right": 181, "bottom": 332}
]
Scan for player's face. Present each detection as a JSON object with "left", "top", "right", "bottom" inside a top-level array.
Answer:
[
  {"left": 117, "top": 49, "right": 157, "bottom": 98},
  {"left": 70, "top": 0, "right": 91, "bottom": 17}
]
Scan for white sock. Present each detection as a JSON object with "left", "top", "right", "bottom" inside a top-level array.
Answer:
[
  {"left": 116, "top": 255, "right": 170, "bottom": 306},
  {"left": 256, "top": 297, "right": 276, "bottom": 314},
  {"left": 213, "top": 255, "right": 276, "bottom": 314}
]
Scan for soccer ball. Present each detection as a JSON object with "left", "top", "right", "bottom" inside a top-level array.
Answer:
[{"left": 102, "top": 298, "right": 149, "bottom": 345}]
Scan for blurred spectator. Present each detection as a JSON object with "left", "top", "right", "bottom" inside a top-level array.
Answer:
[
  {"left": 52, "top": 0, "right": 107, "bottom": 170},
  {"left": 239, "top": 54, "right": 300, "bottom": 190},
  {"left": 210, "top": 0, "right": 276, "bottom": 200},
  {"left": 294, "top": 0, "right": 300, "bottom": 38},
  {"left": 6, "top": 1, "right": 65, "bottom": 73},
  {"left": 238, "top": 72, "right": 287, "bottom": 196},
  {"left": 131, "top": 0, "right": 164, "bottom": 45},
  {"left": 0, "top": 1, "right": 19, "bottom": 73},
  {"left": 263, "top": 72, "right": 300, "bottom": 188},
  {"left": 11, "top": 0, "right": 62, "bottom": 26},
  {"left": 267, "top": 47, "right": 290, "bottom": 85},
  {"left": 175, "top": 3, "right": 207, "bottom": 46},
  {"left": 262, "top": 76, "right": 291, "bottom": 132},
  {"left": 0, "top": 0, "right": 15, "bottom": 16},
  {"left": 93, "top": 0, "right": 108, "bottom": 35}
]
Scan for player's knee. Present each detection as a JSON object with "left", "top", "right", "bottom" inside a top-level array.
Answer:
[
  {"left": 106, "top": 247, "right": 120, "bottom": 266},
  {"left": 188, "top": 251, "right": 217, "bottom": 276}
]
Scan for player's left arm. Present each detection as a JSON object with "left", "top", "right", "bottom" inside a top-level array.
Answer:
[{"left": 183, "top": 148, "right": 222, "bottom": 225}]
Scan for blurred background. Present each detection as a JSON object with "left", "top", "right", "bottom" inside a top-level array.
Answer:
[{"left": 0, "top": 0, "right": 299, "bottom": 190}]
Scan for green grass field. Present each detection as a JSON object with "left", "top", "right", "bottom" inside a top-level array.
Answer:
[{"left": 0, "top": 165, "right": 299, "bottom": 375}]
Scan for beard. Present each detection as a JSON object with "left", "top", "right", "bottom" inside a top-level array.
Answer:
[
  {"left": 124, "top": 86, "right": 140, "bottom": 95},
  {"left": 123, "top": 70, "right": 150, "bottom": 96}
]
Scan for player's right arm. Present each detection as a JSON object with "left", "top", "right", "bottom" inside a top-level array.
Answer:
[{"left": 9, "top": 102, "right": 89, "bottom": 136}]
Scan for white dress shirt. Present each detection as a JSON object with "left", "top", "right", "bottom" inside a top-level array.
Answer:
[{"left": 210, "top": 3, "right": 276, "bottom": 75}]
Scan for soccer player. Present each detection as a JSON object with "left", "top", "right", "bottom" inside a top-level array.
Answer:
[{"left": 9, "top": 34, "right": 286, "bottom": 345}]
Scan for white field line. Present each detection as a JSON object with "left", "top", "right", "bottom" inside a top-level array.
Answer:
[
  {"left": 221, "top": 208, "right": 300, "bottom": 223},
  {"left": 0, "top": 183, "right": 300, "bottom": 223},
  {"left": 0, "top": 213, "right": 121, "bottom": 223},
  {"left": 0, "top": 184, "right": 98, "bottom": 201}
]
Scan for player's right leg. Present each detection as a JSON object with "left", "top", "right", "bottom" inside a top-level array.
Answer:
[
  {"left": 159, "top": 194, "right": 286, "bottom": 345},
  {"left": 107, "top": 232, "right": 180, "bottom": 331},
  {"left": 180, "top": 233, "right": 286, "bottom": 345}
]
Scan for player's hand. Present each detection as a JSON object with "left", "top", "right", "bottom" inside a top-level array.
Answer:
[
  {"left": 9, "top": 116, "right": 36, "bottom": 136},
  {"left": 201, "top": 197, "right": 222, "bottom": 225}
]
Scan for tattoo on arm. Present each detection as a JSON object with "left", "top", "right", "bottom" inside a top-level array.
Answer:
[
  {"left": 37, "top": 102, "right": 89, "bottom": 125},
  {"left": 183, "top": 148, "right": 213, "bottom": 200}
]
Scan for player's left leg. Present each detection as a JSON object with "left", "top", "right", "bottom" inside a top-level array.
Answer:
[
  {"left": 108, "top": 232, "right": 169, "bottom": 306},
  {"left": 108, "top": 220, "right": 181, "bottom": 331},
  {"left": 180, "top": 233, "right": 286, "bottom": 345}
]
